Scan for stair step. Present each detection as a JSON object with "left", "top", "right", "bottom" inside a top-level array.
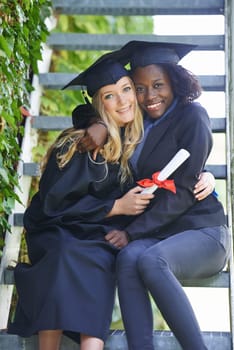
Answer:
[
  {"left": 52, "top": 0, "right": 224, "bottom": 16},
  {"left": 21, "top": 161, "right": 227, "bottom": 179},
  {"left": 181, "top": 270, "right": 230, "bottom": 288},
  {"left": 3, "top": 266, "right": 230, "bottom": 288},
  {"left": 31, "top": 116, "right": 226, "bottom": 133},
  {"left": 22, "top": 162, "right": 227, "bottom": 179},
  {"left": 39, "top": 73, "right": 225, "bottom": 91},
  {"left": 204, "top": 164, "right": 227, "bottom": 179},
  {"left": 210, "top": 117, "right": 226, "bottom": 132},
  {"left": 23, "top": 163, "right": 41, "bottom": 177},
  {"left": 32, "top": 116, "right": 72, "bottom": 130},
  {"left": 0, "top": 330, "right": 231, "bottom": 349},
  {"left": 47, "top": 33, "right": 224, "bottom": 51}
]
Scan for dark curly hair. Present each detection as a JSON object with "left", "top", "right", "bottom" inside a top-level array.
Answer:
[{"left": 159, "top": 63, "right": 202, "bottom": 104}]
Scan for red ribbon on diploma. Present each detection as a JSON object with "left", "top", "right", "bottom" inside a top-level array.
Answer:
[{"left": 137, "top": 171, "right": 176, "bottom": 194}]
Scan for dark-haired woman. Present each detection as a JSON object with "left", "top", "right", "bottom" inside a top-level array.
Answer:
[{"left": 102, "top": 41, "right": 231, "bottom": 350}]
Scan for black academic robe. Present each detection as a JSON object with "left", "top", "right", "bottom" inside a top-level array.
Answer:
[
  {"left": 126, "top": 101, "right": 226, "bottom": 240},
  {"left": 8, "top": 149, "right": 125, "bottom": 342},
  {"left": 23, "top": 150, "right": 122, "bottom": 243}
]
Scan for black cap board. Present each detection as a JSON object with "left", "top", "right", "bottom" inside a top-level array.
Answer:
[{"left": 63, "top": 59, "right": 129, "bottom": 97}]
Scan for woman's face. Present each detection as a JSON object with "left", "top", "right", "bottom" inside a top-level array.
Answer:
[
  {"left": 100, "top": 76, "right": 136, "bottom": 127},
  {"left": 132, "top": 64, "right": 174, "bottom": 119}
]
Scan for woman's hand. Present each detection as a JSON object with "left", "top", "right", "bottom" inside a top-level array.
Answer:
[
  {"left": 107, "top": 186, "right": 154, "bottom": 217},
  {"left": 105, "top": 230, "right": 129, "bottom": 249},
  {"left": 194, "top": 171, "right": 215, "bottom": 201},
  {"left": 77, "top": 122, "right": 108, "bottom": 159}
]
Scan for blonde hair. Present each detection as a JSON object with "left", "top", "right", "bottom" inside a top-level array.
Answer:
[
  {"left": 42, "top": 77, "right": 143, "bottom": 184},
  {"left": 41, "top": 128, "right": 85, "bottom": 172}
]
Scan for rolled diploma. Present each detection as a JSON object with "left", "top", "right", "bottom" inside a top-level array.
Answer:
[{"left": 141, "top": 148, "right": 190, "bottom": 194}]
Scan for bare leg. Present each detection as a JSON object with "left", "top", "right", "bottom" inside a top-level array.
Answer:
[
  {"left": 38, "top": 329, "right": 62, "bottom": 350},
  {"left": 80, "top": 333, "right": 104, "bottom": 350}
]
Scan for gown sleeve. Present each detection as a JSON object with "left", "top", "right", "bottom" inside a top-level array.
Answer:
[{"left": 37, "top": 150, "right": 116, "bottom": 222}]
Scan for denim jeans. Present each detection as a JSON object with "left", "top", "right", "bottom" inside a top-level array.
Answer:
[{"left": 116, "top": 225, "right": 231, "bottom": 350}]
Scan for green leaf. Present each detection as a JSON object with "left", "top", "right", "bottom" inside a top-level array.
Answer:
[
  {"left": 0, "top": 35, "right": 12, "bottom": 57},
  {"left": 0, "top": 167, "right": 9, "bottom": 183},
  {"left": 0, "top": 0, "right": 51, "bottom": 248}
]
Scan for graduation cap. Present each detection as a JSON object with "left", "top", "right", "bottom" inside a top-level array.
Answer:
[
  {"left": 62, "top": 57, "right": 129, "bottom": 97},
  {"left": 119, "top": 41, "right": 197, "bottom": 71}
]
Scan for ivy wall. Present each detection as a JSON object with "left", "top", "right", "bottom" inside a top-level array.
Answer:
[{"left": 0, "top": 0, "right": 51, "bottom": 254}]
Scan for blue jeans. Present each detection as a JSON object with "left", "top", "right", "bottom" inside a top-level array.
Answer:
[{"left": 116, "top": 225, "right": 231, "bottom": 350}]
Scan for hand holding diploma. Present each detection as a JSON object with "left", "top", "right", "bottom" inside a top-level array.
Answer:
[{"left": 138, "top": 149, "right": 190, "bottom": 194}]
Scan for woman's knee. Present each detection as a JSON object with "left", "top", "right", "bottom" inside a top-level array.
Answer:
[
  {"left": 116, "top": 242, "right": 142, "bottom": 272},
  {"left": 137, "top": 246, "right": 168, "bottom": 279},
  {"left": 116, "top": 239, "right": 161, "bottom": 278}
]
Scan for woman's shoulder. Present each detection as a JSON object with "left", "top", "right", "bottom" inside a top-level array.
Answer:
[
  {"left": 176, "top": 101, "right": 209, "bottom": 120},
  {"left": 175, "top": 102, "right": 210, "bottom": 131},
  {"left": 181, "top": 101, "right": 208, "bottom": 113}
]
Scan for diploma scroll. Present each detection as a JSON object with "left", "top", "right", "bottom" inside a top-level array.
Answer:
[{"left": 141, "top": 149, "right": 190, "bottom": 194}]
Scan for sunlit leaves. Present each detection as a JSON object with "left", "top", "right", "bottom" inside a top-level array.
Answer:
[{"left": 0, "top": 0, "right": 51, "bottom": 251}]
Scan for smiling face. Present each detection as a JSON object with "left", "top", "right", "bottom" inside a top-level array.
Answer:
[
  {"left": 99, "top": 76, "right": 136, "bottom": 127},
  {"left": 132, "top": 64, "right": 174, "bottom": 120}
]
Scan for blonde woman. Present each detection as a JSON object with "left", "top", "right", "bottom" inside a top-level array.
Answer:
[{"left": 8, "top": 58, "right": 153, "bottom": 350}]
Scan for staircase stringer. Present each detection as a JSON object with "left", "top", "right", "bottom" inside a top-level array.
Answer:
[
  {"left": 0, "top": 16, "right": 56, "bottom": 330},
  {"left": 225, "top": 0, "right": 234, "bottom": 347}
]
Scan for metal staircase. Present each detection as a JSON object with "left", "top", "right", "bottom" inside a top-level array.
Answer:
[{"left": 0, "top": 0, "right": 233, "bottom": 349}]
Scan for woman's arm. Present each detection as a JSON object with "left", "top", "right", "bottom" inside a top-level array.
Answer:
[
  {"left": 77, "top": 123, "right": 215, "bottom": 198},
  {"left": 77, "top": 122, "right": 108, "bottom": 159},
  {"left": 40, "top": 150, "right": 153, "bottom": 221}
]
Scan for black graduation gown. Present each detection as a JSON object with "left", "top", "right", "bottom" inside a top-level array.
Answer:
[
  {"left": 126, "top": 101, "right": 226, "bottom": 240},
  {"left": 8, "top": 149, "right": 125, "bottom": 342}
]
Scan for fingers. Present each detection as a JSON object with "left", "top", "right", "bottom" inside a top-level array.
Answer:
[
  {"left": 127, "top": 199, "right": 150, "bottom": 215},
  {"left": 135, "top": 202, "right": 149, "bottom": 212},
  {"left": 105, "top": 230, "right": 129, "bottom": 248},
  {"left": 77, "top": 137, "right": 96, "bottom": 152},
  {"left": 196, "top": 192, "right": 207, "bottom": 201},
  {"left": 194, "top": 171, "right": 216, "bottom": 201},
  {"left": 195, "top": 172, "right": 215, "bottom": 193},
  {"left": 194, "top": 182, "right": 212, "bottom": 200},
  {"left": 129, "top": 188, "right": 154, "bottom": 215},
  {"left": 194, "top": 181, "right": 208, "bottom": 194},
  {"left": 135, "top": 194, "right": 152, "bottom": 208},
  {"left": 131, "top": 186, "right": 155, "bottom": 199},
  {"left": 115, "top": 187, "right": 154, "bottom": 216},
  {"left": 131, "top": 207, "right": 145, "bottom": 215},
  {"left": 195, "top": 188, "right": 211, "bottom": 201},
  {"left": 105, "top": 231, "right": 117, "bottom": 240},
  {"left": 92, "top": 147, "right": 100, "bottom": 160},
  {"left": 129, "top": 186, "right": 143, "bottom": 194}
]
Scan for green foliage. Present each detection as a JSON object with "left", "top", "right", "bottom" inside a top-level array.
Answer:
[
  {"left": 0, "top": 0, "right": 51, "bottom": 251},
  {"left": 111, "top": 294, "right": 168, "bottom": 330}
]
